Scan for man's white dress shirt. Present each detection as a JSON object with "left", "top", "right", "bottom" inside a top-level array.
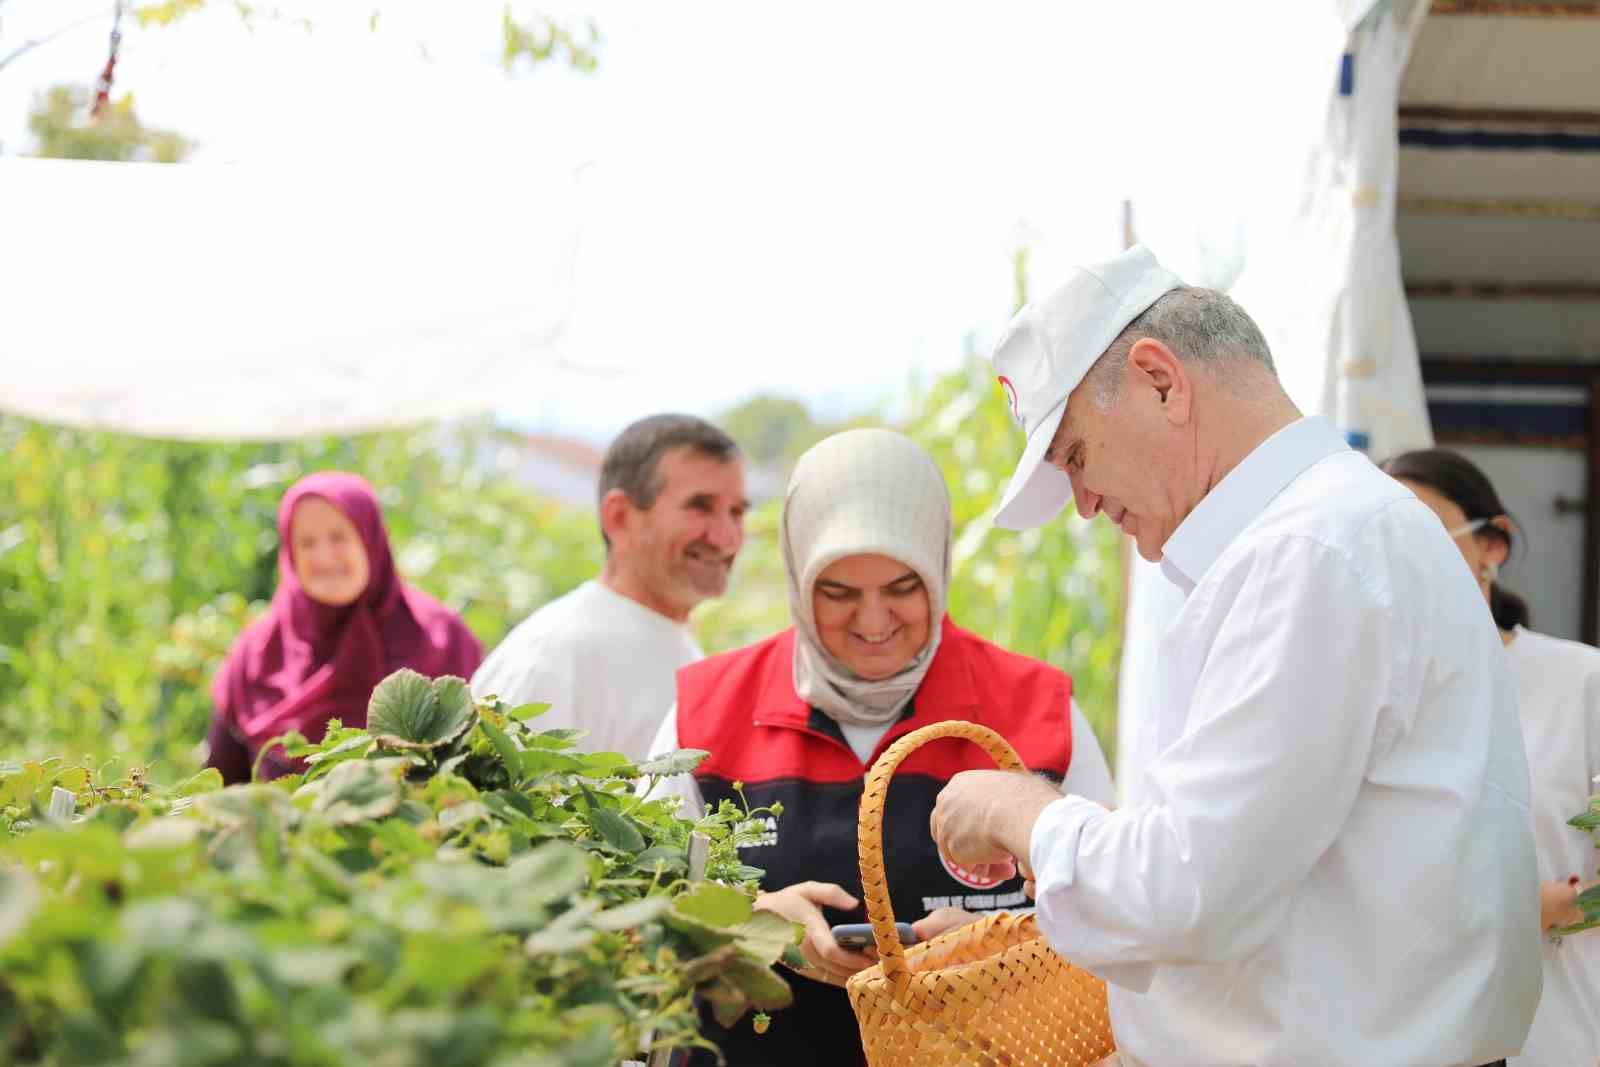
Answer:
[
  {"left": 471, "top": 580, "right": 703, "bottom": 762},
  {"left": 1029, "top": 417, "right": 1541, "bottom": 1067}
]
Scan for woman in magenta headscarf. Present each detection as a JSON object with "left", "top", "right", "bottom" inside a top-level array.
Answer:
[{"left": 206, "top": 471, "right": 484, "bottom": 783}]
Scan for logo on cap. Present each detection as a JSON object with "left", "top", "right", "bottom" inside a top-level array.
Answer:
[{"left": 997, "top": 375, "right": 1022, "bottom": 426}]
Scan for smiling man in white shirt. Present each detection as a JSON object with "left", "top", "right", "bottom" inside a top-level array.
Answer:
[
  {"left": 931, "top": 246, "right": 1541, "bottom": 1067},
  {"left": 472, "top": 414, "right": 747, "bottom": 761}
]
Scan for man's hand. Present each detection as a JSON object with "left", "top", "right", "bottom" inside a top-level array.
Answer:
[
  {"left": 931, "top": 770, "right": 1059, "bottom": 882},
  {"left": 755, "top": 881, "right": 876, "bottom": 987}
]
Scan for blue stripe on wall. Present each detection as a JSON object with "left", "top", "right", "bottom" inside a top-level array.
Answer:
[
  {"left": 1400, "top": 128, "right": 1600, "bottom": 153},
  {"left": 1428, "top": 401, "right": 1587, "bottom": 436}
]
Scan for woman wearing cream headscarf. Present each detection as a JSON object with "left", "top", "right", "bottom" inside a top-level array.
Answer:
[{"left": 644, "top": 428, "right": 1113, "bottom": 1067}]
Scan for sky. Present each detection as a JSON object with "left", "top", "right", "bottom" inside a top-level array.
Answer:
[{"left": 0, "top": 1, "right": 1323, "bottom": 442}]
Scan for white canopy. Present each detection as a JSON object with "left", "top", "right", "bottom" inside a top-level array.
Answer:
[{"left": 0, "top": 156, "right": 584, "bottom": 440}]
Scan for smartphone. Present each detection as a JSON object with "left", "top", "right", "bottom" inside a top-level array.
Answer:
[{"left": 830, "top": 922, "right": 919, "bottom": 950}]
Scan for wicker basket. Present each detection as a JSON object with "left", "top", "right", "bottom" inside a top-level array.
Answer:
[{"left": 846, "top": 720, "right": 1116, "bottom": 1067}]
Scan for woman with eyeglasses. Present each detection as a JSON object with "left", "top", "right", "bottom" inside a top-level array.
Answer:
[{"left": 1381, "top": 448, "right": 1599, "bottom": 1066}]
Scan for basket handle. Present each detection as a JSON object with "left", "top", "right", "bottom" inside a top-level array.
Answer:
[{"left": 856, "top": 720, "right": 1027, "bottom": 984}]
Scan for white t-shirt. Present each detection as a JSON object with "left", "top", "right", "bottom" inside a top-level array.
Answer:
[
  {"left": 643, "top": 699, "right": 1116, "bottom": 815},
  {"left": 471, "top": 580, "right": 703, "bottom": 762},
  {"left": 1505, "top": 626, "right": 1600, "bottom": 1067}
]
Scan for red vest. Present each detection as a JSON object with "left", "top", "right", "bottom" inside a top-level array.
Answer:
[
  {"left": 677, "top": 615, "right": 1072, "bottom": 786},
  {"left": 675, "top": 619, "right": 1074, "bottom": 1067}
]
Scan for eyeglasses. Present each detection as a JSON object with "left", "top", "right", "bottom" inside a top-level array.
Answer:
[{"left": 1446, "top": 518, "right": 1489, "bottom": 540}]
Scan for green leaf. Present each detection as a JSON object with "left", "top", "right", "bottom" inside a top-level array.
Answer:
[
  {"left": 525, "top": 900, "right": 599, "bottom": 955},
  {"left": 367, "top": 669, "right": 475, "bottom": 749},
  {"left": 574, "top": 752, "right": 635, "bottom": 779},
  {"left": 309, "top": 758, "right": 406, "bottom": 826},
  {"left": 437, "top": 800, "right": 491, "bottom": 831},
  {"left": 673, "top": 882, "right": 753, "bottom": 927},
  {"left": 520, "top": 749, "right": 584, "bottom": 777},
  {"left": 525, "top": 728, "right": 583, "bottom": 751},
  {"left": 631, "top": 846, "right": 688, "bottom": 876},
  {"left": 726, "top": 909, "right": 803, "bottom": 966},
  {"left": 125, "top": 817, "right": 202, "bottom": 850},
  {"left": 722, "top": 956, "right": 794, "bottom": 1012},
  {"left": 636, "top": 749, "right": 709, "bottom": 777},
  {"left": 269, "top": 946, "right": 360, "bottom": 986},
  {"left": 509, "top": 702, "right": 551, "bottom": 721},
  {"left": 700, "top": 975, "right": 752, "bottom": 1029},
  {"left": 53, "top": 766, "right": 90, "bottom": 792},
  {"left": 174, "top": 767, "right": 225, "bottom": 797},
  {"left": 193, "top": 784, "right": 292, "bottom": 830},
  {"left": 506, "top": 841, "right": 590, "bottom": 905},
  {"left": 479, "top": 719, "right": 523, "bottom": 782},
  {"left": 592, "top": 895, "right": 670, "bottom": 931},
  {"left": 588, "top": 807, "right": 645, "bottom": 854}
]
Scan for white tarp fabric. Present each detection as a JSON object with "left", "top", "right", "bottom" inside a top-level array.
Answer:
[
  {"left": 1115, "top": 0, "right": 1436, "bottom": 804},
  {"left": 0, "top": 157, "right": 584, "bottom": 440}
]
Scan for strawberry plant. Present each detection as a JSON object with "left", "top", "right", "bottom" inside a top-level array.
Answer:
[
  {"left": 1562, "top": 795, "right": 1600, "bottom": 936},
  {"left": 0, "top": 670, "right": 800, "bottom": 1066}
]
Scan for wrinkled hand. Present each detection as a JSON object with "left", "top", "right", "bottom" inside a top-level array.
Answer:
[
  {"left": 911, "top": 906, "right": 979, "bottom": 943},
  {"left": 931, "top": 769, "right": 1058, "bottom": 881},
  {"left": 755, "top": 881, "right": 875, "bottom": 987},
  {"left": 1542, "top": 878, "right": 1595, "bottom": 931}
]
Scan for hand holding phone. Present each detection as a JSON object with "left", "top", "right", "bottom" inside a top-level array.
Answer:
[{"left": 830, "top": 922, "right": 919, "bottom": 950}]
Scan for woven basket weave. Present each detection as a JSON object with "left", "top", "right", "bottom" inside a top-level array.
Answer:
[{"left": 846, "top": 720, "right": 1116, "bottom": 1067}]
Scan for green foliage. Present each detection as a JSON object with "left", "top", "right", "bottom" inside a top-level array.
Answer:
[
  {"left": 715, "top": 393, "right": 834, "bottom": 471},
  {"left": 26, "top": 85, "right": 193, "bottom": 163},
  {"left": 0, "top": 672, "right": 799, "bottom": 1064},
  {"left": 0, "top": 418, "right": 602, "bottom": 779},
  {"left": 695, "top": 357, "right": 1125, "bottom": 763},
  {"left": 0, "top": 358, "right": 1122, "bottom": 792},
  {"left": 501, "top": 8, "right": 600, "bottom": 74},
  {"left": 123, "top": 0, "right": 601, "bottom": 74},
  {"left": 1563, "top": 798, "right": 1600, "bottom": 937}
]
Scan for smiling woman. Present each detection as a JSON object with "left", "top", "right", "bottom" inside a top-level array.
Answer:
[
  {"left": 642, "top": 428, "right": 1115, "bottom": 1067},
  {"left": 205, "top": 471, "right": 483, "bottom": 783},
  {"left": 287, "top": 495, "right": 372, "bottom": 606},
  {"left": 812, "top": 555, "right": 932, "bottom": 681}
]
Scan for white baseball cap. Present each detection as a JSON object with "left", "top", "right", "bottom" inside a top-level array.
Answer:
[{"left": 990, "top": 245, "right": 1184, "bottom": 531}]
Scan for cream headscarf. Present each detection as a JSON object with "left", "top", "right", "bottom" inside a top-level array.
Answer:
[{"left": 782, "top": 428, "right": 953, "bottom": 728}]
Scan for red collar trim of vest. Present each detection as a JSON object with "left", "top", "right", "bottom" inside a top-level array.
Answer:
[{"left": 749, "top": 616, "right": 981, "bottom": 729}]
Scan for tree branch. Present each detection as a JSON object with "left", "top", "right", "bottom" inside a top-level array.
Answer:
[{"left": 0, "top": 10, "right": 110, "bottom": 77}]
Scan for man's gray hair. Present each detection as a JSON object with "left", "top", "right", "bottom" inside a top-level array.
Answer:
[
  {"left": 598, "top": 414, "right": 741, "bottom": 550},
  {"left": 1084, "top": 286, "right": 1276, "bottom": 408}
]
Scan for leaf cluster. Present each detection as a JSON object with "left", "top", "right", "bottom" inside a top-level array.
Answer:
[
  {"left": 1561, "top": 798, "right": 1600, "bottom": 937},
  {"left": 0, "top": 670, "right": 798, "bottom": 1065}
]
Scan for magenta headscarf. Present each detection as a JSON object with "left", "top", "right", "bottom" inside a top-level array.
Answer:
[{"left": 211, "top": 472, "right": 483, "bottom": 771}]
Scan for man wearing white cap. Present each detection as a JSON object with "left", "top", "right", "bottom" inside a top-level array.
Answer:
[{"left": 930, "top": 246, "right": 1541, "bottom": 1066}]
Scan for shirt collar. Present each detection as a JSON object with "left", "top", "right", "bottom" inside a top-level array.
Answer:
[{"left": 1159, "top": 416, "right": 1349, "bottom": 593}]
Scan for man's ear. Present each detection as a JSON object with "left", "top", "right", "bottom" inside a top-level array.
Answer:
[
  {"left": 1127, "top": 338, "right": 1192, "bottom": 426},
  {"left": 599, "top": 488, "right": 635, "bottom": 551}
]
